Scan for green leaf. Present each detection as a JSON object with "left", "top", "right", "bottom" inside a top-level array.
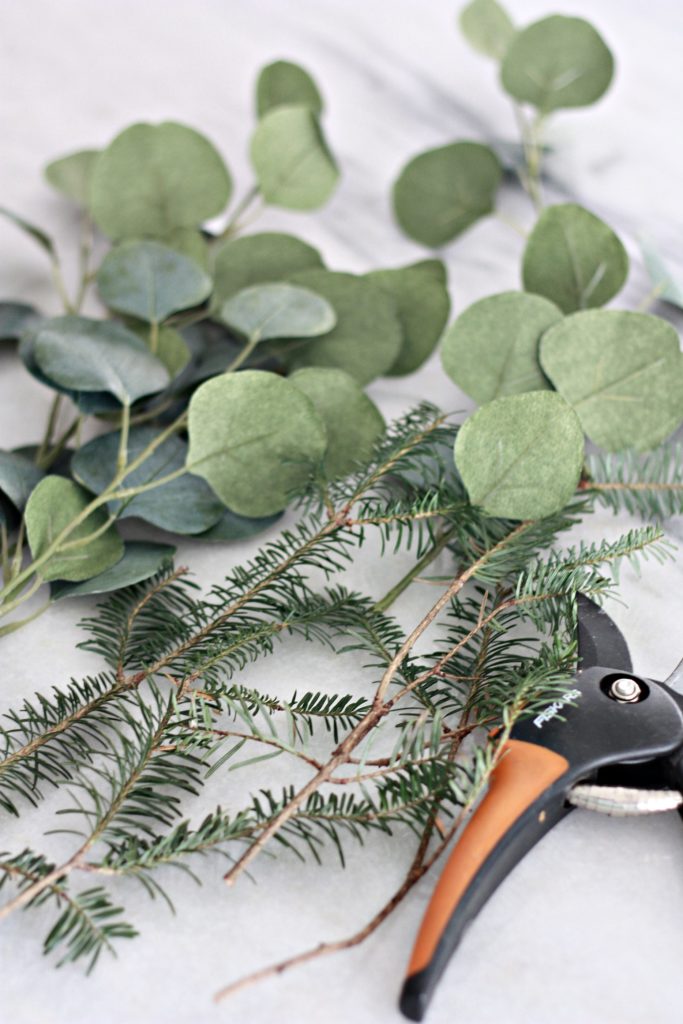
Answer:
[
  {"left": 25, "top": 477, "right": 124, "bottom": 582},
  {"left": 454, "top": 392, "right": 584, "bottom": 519},
  {"left": 158, "top": 227, "right": 210, "bottom": 272},
  {"left": 366, "top": 260, "right": 451, "bottom": 375},
  {"left": 90, "top": 122, "right": 232, "bottom": 239},
  {"left": 97, "top": 240, "right": 212, "bottom": 324},
  {"left": 44, "top": 149, "right": 100, "bottom": 205},
  {"left": 441, "top": 291, "right": 561, "bottom": 403},
  {"left": 522, "top": 204, "right": 628, "bottom": 314},
  {"left": 212, "top": 232, "right": 324, "bottom": 306},
  {"left": 72, "top": 426, "right": 224, "bottom": 535},
  {"left": 290, "top": 368, "right": 385, "bottom": 479},
  {"left": 393, "top": 142, "right": 502, "bottom": 247},
  {"left": 282, "top": 270, "right": 402, "bottom": 385},
  {"left": 638, "top": 238, "right": 683, "bottom": 309},
  {"left": 30, "top": 316, "right": 170, "bottom": 405},
  {"left": 220, "top": 283, "right": 336, "bottom": 342},
  {"left": 250, "top": 106, "right": 339, "bottom": 211},
  {"left": 501, "top": 15, "right": 614, "bottom": 113},
  {"left": 195, "top": 509, "right": 282, "bottom": 542},
  {"left": 130, "top": 324, "right": 191, "bottom": 378},
  {"left": 0, "top": 302, "right": 41, "bottom": 341},
  {"left": 0, "top": 206, "right": 55, "bottom": 256},
  {"left": 51, "top": 541, "right": 176, "bottom": 600},
  {"left": 0, "top": 452, "right": 44, "bottom": 511},
  {"left": 459, "top": 0, "right": 515, "bottom": 60},
  {"left": 187, "top": 370, "right": 327, "bottom": 516},
  {"left": 256, "top": 60, "right": 323, "bottom": 117},
  {"left": 540, "top": 311, "right": 683, "bottom": 452}
]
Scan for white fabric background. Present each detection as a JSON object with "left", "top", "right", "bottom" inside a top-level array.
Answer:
[{"left": 1, "top": 2, "right": 682, "bottom": 1022}]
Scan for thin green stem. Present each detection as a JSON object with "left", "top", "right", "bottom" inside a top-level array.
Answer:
[
  {"left": 116, "top": 404, "right": 131, "bottom": 476},
  {"left": 373, "top": 526, "right": 457, "bottom": 614},
  {"left": 36, "top": 395, "right": 64, "bottom": 464},
  {"left": 37, "top": 415, "right": 83, "bottom": 471},
  {"left": 74, "top": 215, "right": 94, "bottom": 313},
  {"left": 149, "top": 320, "right": 160, "bottom": 356},
  {"left": 513, "top": 103, "right": 545, "bottom": 213},
  {"left": 219, "top": 184, "right": 262, "bottom": 241},
  {"left": 224, "top": 335, "right": 260, "bottom": 374}
]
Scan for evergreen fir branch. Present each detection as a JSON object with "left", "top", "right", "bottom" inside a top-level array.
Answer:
[
  {"left": 0, "top": 849, "right": 136, "bottom": 970},
  {"left": 585, "top": 445, "right": 683, "bottom": 519}
]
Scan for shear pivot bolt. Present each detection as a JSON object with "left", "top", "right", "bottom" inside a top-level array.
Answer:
[{"left": 608, "top": 677, "right": 642, "bottom": 703}]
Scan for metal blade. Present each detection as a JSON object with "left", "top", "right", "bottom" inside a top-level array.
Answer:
[
  {"left": 664, "top": 657, "right": 683, "bottom": 693},
  {"left": 577, "top": 593, "right": 632, "bottom": 672}
]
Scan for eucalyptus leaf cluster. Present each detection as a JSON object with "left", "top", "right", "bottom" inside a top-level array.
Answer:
[
  {"left": 393, "top": 1, "right": 683, "bottom": 520},
  {"left": 0, "top": 60, "right": 451, "bottom": 629}
]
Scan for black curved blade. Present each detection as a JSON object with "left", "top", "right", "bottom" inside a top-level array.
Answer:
[{"left": 577, "top": 593, "right": 632, "bottom": 673}]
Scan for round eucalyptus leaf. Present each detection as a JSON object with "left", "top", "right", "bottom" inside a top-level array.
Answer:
[
  {"left": 393, "top": 142, "right": 502, "bottom": 247},
  {"left": 157, "top": 227, "right": 210, "bottom": 271},
  {"left": 44, "top": 149, "right": 100, "bottom": 205},
  {"left": 366, "top": 260, "right": 451, "bottom": 375},
  {"left": 0, "top": 452, "right": 44, "bottom": 512},
  {"left": 256, "top": 60, "right": 323, "bottom": 118},
  {"left": 130, "top": 324, "right": 191, "bottom": 378},
  {"left": 220, "top": 283, "right": 336, "bottom": 342},
  {"left": 195, "top": 509, "right": 282, "bottom": 543},
  {"left": 523, "top": 204, "right": 628, "bottom": 314},
  {"left": 213, "top": 232, "right": 324, "bottom": 306},
  {"left": 30, "top": 316, "right": 170, "bottom": 405},
  {"left": 459, "top": 0, "right": 515, "bottom": 60},
  {"left": 454, "top": 391, "right": 584, "bottom": 519},
  {"left": 441, "top": 291, "right": 561, "bottom": 403},
  {"left": 283, "top": 270, "right": 402, "bottom": 385},
  {"left": 90, "top": 122, "right": 232, "bottom": 239},
  {"left": 187, "top": 370, "right": 327, "bottom": 516},
  {"left": 51, "top": 541, "right": 176, "bottom": 601},
  {"left": 501, "top": 15, "right": 614, "bottom": 112},
  {"left": 72, "top": 426, "right": 224, "bottom": 535},
  {"left": 250, "top": 106, "right": 339, "bottom": 211},
  {"left": 25, "top": 476, "right": 124, "bottom": 582},
  {"left": 290, "top": 368, "right": 385, "bottom": 479},
  {"left": 97, "top": 241, "right": 212, "bottom": 324},
  {"left": 0, "top": 302, "right": 41, "bottom": 341},
  {"left": 540, "top": 310, "right": 683, "bottom": 452}
]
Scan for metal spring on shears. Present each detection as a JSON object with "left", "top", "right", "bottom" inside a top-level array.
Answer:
[{"left": 568, "top": 784, "right": 683, "bottom": 817}]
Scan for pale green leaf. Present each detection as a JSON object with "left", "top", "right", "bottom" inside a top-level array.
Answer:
[
  {"left": 212, "top": 232, "right": 324, "bottom": 306},
  {"left": 459, "top": 0, "right": 515, "bottom": 60},
  {"left": 25, "top": 477, "right": 124, "bottom": 582},
  {"left": 90, "top": 122, "right": 232, "bottom": 239},
  {"left": 97, "top": 240, "right": 212, "bottom": 323},
  {"left": 250, "top": 106, "right": 339, "bottom": 211},
  {"left": 256, "top": 60, "right": 323, "bottom": 117},
  {"left": 523, "top": 204, "right": 628, "bottom": 314},
  {"left": 219, "top": 283, "right": 336, "bottom": 342},
  {"left": 0, "top": 206, "right": 55, "bottom": 256},
  {"left": 282, "top": 270, "right": 402, "bottom": 385},
  {"left": 51, "top": 541, "right": 176, "bottom": 600},
  {"left": 441, "top": 291, "right": 561, "bottom": 403},
  {"left": 290, "top": 368, "right": 385, "bottom": 479},
  {"left": 393, "top": 142, "right": 502, "bottom": 247},
  {"left": 44, "top": 149, "right": 100, "bottom": 205},
  {"left": 366, "top": 260, "right": 451, "bottom": 375},
  {"left": 501, "top": 15, "right": 614, "bottom": 112},
  {"left": 0, "top": 302, "right": 41, "bottom": 341},
  {"left": 30, "top": 316, "right": 170, "bottom": 405},
  {"left": 540, "top": 310, "right": 683, "bottom": 451},
  {"left": 196, "top": 509, "right": 282, "bottom": 542},
  {"left": 187, "top": 370, "right": 327, "bottom": 516},
  {"left": 454, "top": 392, "right": 584, "bottom": 519}
]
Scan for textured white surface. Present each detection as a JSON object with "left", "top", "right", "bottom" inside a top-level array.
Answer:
[{"left": 1, "top": 1, "right": 683, "bottom": 1022}]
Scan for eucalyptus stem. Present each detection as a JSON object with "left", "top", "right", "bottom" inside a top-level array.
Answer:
[
  {"left": 220, "top": 184, "right": 262, "bottom": 240},
  {"left": 224, "top": 335, "right": 260, "bottom": 373},
  {"left": 116, "top": 404, "right": 131, "bottom": 476},
  {"left": 36, "top": 395, "right": 64, "bottom": 464},
  {"left": 373, "top": 525, "right": 457, "bottom": 614},
  {"left": 513, "top": 103, "right": 545, "bottom": 213}
]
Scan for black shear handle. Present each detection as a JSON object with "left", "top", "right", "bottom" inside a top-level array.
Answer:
[{"left": 399, "top": 739, "right": 572, "bottom": 1021}]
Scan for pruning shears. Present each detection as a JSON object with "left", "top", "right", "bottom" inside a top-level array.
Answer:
[{"left": 400, "top": 594, "right": 683, "bottom": 1020}]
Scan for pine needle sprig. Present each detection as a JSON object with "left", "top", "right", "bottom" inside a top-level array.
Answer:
[{"left": 585, "top": 444, "right": 683, "bottom": 520}]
